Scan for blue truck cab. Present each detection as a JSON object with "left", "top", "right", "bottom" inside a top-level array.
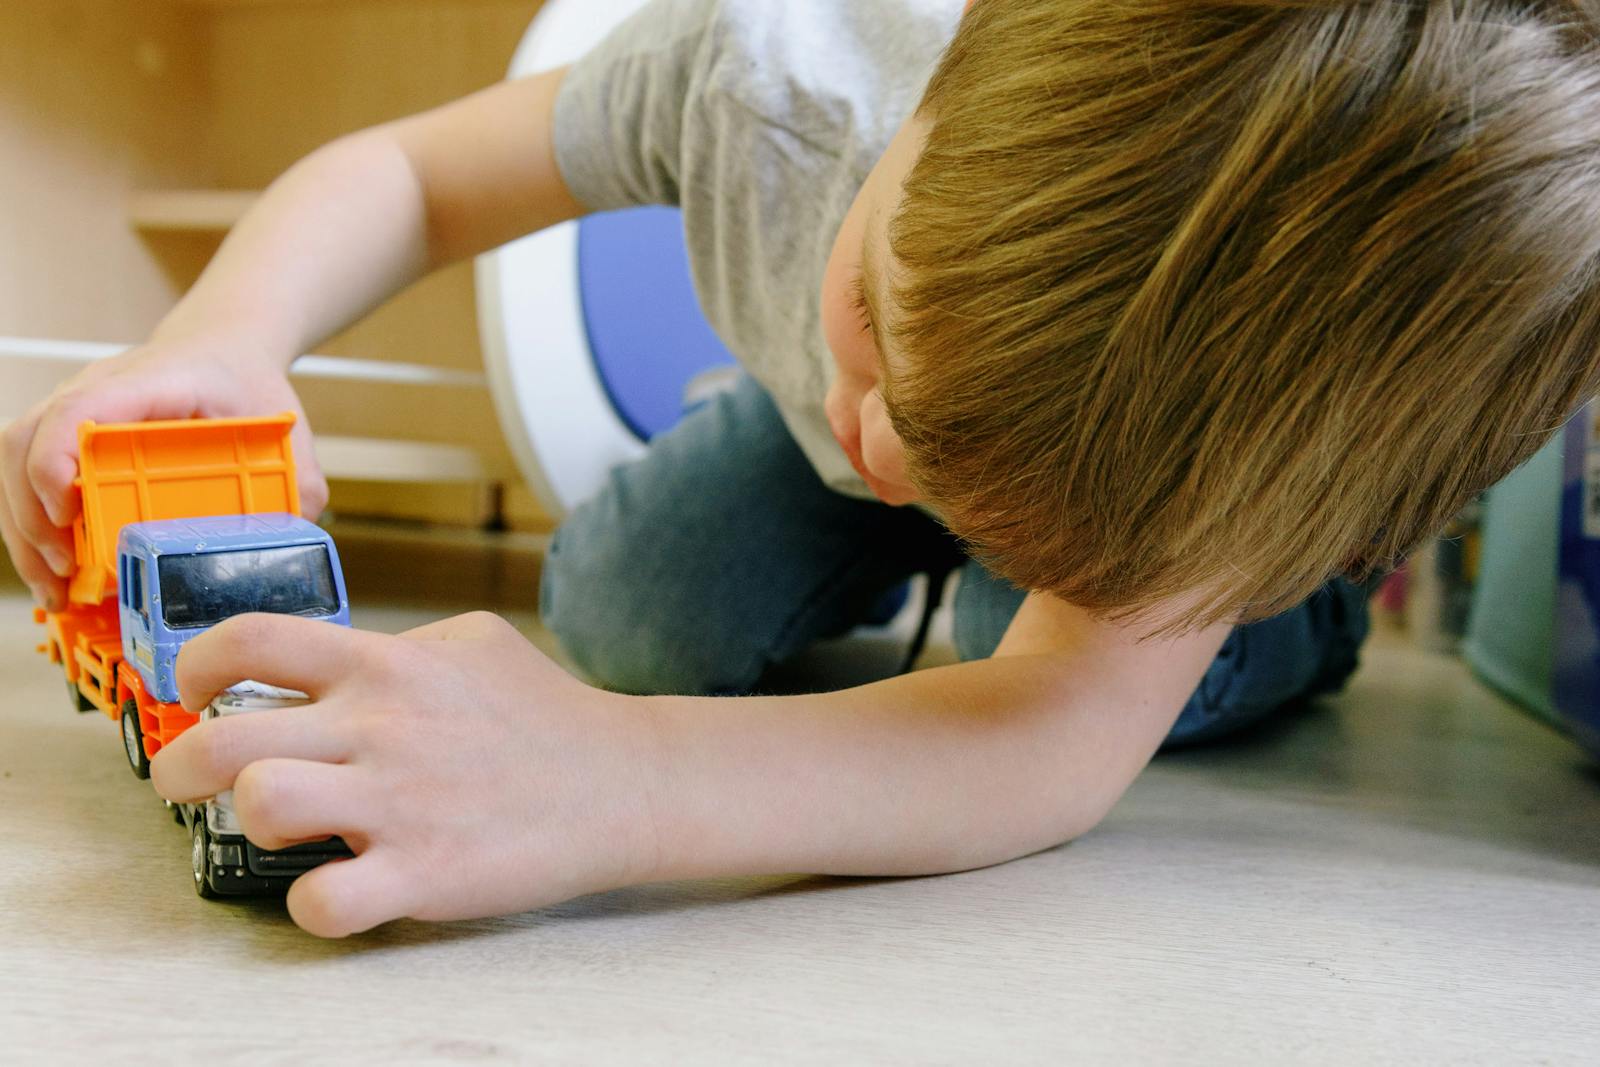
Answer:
[{"left": 115, "top": 513, "right": 352, "bottom": 704}]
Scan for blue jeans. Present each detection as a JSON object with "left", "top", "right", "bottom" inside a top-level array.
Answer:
[{"left": 541, "top": 376, "right": 1370, "bottom": 747}]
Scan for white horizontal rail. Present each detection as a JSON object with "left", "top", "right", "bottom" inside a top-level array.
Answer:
[
  {"left": 0, "top": 337, "right": 497, "bottom": 484},
  {"left": 0, "top": 336, "right": 487, "bottom": 388},
  {"left": 0, "top": 416, "right": 493, "bottom": 485}
]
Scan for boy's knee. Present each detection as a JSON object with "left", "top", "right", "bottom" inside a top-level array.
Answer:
[
  {"left": 1163, "top": 577, "right": 1373, "bottom": 747},
  {"left": 539, "top": 521, "right": 763, "bottom": 696},
  {"left": 951, "top": 563, "right": 1028, "bottom": 662}
]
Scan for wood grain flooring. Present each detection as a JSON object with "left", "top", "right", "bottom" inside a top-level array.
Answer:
[{"left": 2, "top": 591, "right": 1597, "bottom": 1064}]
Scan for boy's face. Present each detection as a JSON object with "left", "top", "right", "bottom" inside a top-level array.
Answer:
[{"left": 819, "top": 115, "right": 931, "bottom": 507}]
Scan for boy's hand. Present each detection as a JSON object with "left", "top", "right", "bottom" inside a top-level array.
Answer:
[
  {"left": 0, "top": 336, "right": 324, "bottom": 611},
  {"left": 151, "top": 611, "right": 661, "bottom": 938}
]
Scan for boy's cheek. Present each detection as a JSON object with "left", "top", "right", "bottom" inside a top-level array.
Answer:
[
  {"left": 824, "top": 378, "right": 863, "bottom": 455},
  {"left": 859, "top": 393, "right": 918, "bottom": 506}
]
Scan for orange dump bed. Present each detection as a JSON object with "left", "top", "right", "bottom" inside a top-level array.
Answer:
[{"left": 67, "top": 414, "right": 301, "bottom": 608}]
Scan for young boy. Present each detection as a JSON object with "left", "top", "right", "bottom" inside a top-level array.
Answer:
[{"left": 5, "top": 0, "right": 1597, "bottom": 938}]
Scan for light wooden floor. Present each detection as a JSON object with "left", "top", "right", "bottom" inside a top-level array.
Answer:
[{"left": 3, "top": 583, "right": 1598, "bottom": 1064}]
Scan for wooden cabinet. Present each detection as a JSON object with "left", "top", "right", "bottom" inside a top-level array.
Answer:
[{"left": 0, "top": 0, "right": 549, "bottom": 530}]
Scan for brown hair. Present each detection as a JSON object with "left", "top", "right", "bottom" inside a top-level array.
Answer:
[{"left": 887, "top": 0, "right": 1600, "bottom": 636}]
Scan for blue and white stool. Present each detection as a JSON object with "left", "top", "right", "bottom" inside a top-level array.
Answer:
[
  {"left": 476, "top": 0, "right": 940, "bottom": 679},
  {"left": 475, "top": 0, "right": 734, "bottom": 521}
]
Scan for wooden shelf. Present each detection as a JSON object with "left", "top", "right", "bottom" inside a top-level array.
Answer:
[
  {"left": 8, "top": 0, "right": 546, "bottom": 531},
  {"left": 175, "top": 1, "right": 527, "bottom": 8},
  {"left": 317, "top": 434, "right": 494, "bottom": 483},
  {"left": 176, "top": 2, "right": 361, "bottom": 8},
  {"left": 0, "top": 336, "right": 514, "bottom": 487},
  {"left": 126, "top": 189, "right": 260, "bottom": 233}
]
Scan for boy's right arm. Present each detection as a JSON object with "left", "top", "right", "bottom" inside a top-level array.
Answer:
[{"left": 1, "top": 68, "right": 583, "bottom": 610}]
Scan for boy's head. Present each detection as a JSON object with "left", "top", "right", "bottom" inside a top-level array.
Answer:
[{"left": 821, "top": 0, "right": 1600, "bottom": 635}]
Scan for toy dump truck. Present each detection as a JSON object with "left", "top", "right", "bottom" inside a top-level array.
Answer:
[{"left": 36, "top": 414, "right": 354, "bottom": 897}]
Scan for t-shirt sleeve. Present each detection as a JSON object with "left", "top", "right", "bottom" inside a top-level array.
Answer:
[{"left": 551, "top": 0, "right": 721, "bottom": 211}]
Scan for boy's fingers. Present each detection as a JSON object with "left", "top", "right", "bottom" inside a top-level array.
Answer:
[
  {"left": 150, "top": 703, "right": 354, "bottom": 802},
  {"left": 0, "top": 501, "right": 65, "bottom": 610},
  {"left": 27, "top": 375, "right": 205, "bottom": 527},
  {"left": 175, "top": 613, "right": 382, "bottom": 712},
  {"left": 1, "top": 410, "right": 75, "bottom": 580},
  {"left": 26, "top": 394, "right": 112, "bottom": 530},
  {"left": 3, "top": 483, "right": 73, "bottom": 580},
  {"left": 286, "top": 849, "right": 416, "bottom": 938},
  {"left": 230, "top": 758, "right": 375, "bottom": 852},
  {"left": 3, "top": 404, "right": 61, "bottom": 530}
]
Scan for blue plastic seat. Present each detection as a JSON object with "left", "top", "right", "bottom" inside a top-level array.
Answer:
[{"left": 576, "top": 206, "right": 734, "bottom": 442}]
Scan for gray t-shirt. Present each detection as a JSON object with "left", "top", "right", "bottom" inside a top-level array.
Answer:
[{"left": 552, "top": 0, "right": 962, "bottom": 499}]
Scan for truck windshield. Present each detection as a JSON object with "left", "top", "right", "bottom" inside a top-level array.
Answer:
[{"left": 157, "top": 544, "right": 339, "bottom": 630}]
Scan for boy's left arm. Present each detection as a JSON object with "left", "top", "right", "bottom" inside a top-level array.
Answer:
[{"left": 152, "top": 596, "right": 1229, "bottom": 938}]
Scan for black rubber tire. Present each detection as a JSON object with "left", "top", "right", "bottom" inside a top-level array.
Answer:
[
  {"left": 67, "top": 680, "right": 94, "bottom": 714},
  {"left": 191, "top": 818, "right": 218, "bottom": 900},
  {"left": 120, "top": 699, "right": 151, "bottom": 780}
]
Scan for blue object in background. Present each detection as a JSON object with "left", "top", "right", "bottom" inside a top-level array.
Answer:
[
  {"left": 577, "top": 206, "right": 737, "bottom": 441},
  {"left": 1555, "top": 404, "right": 1600, "bottom": 759},
  {"left": 1463, "top": 433, "right": 1562, "bottom": 723}
]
